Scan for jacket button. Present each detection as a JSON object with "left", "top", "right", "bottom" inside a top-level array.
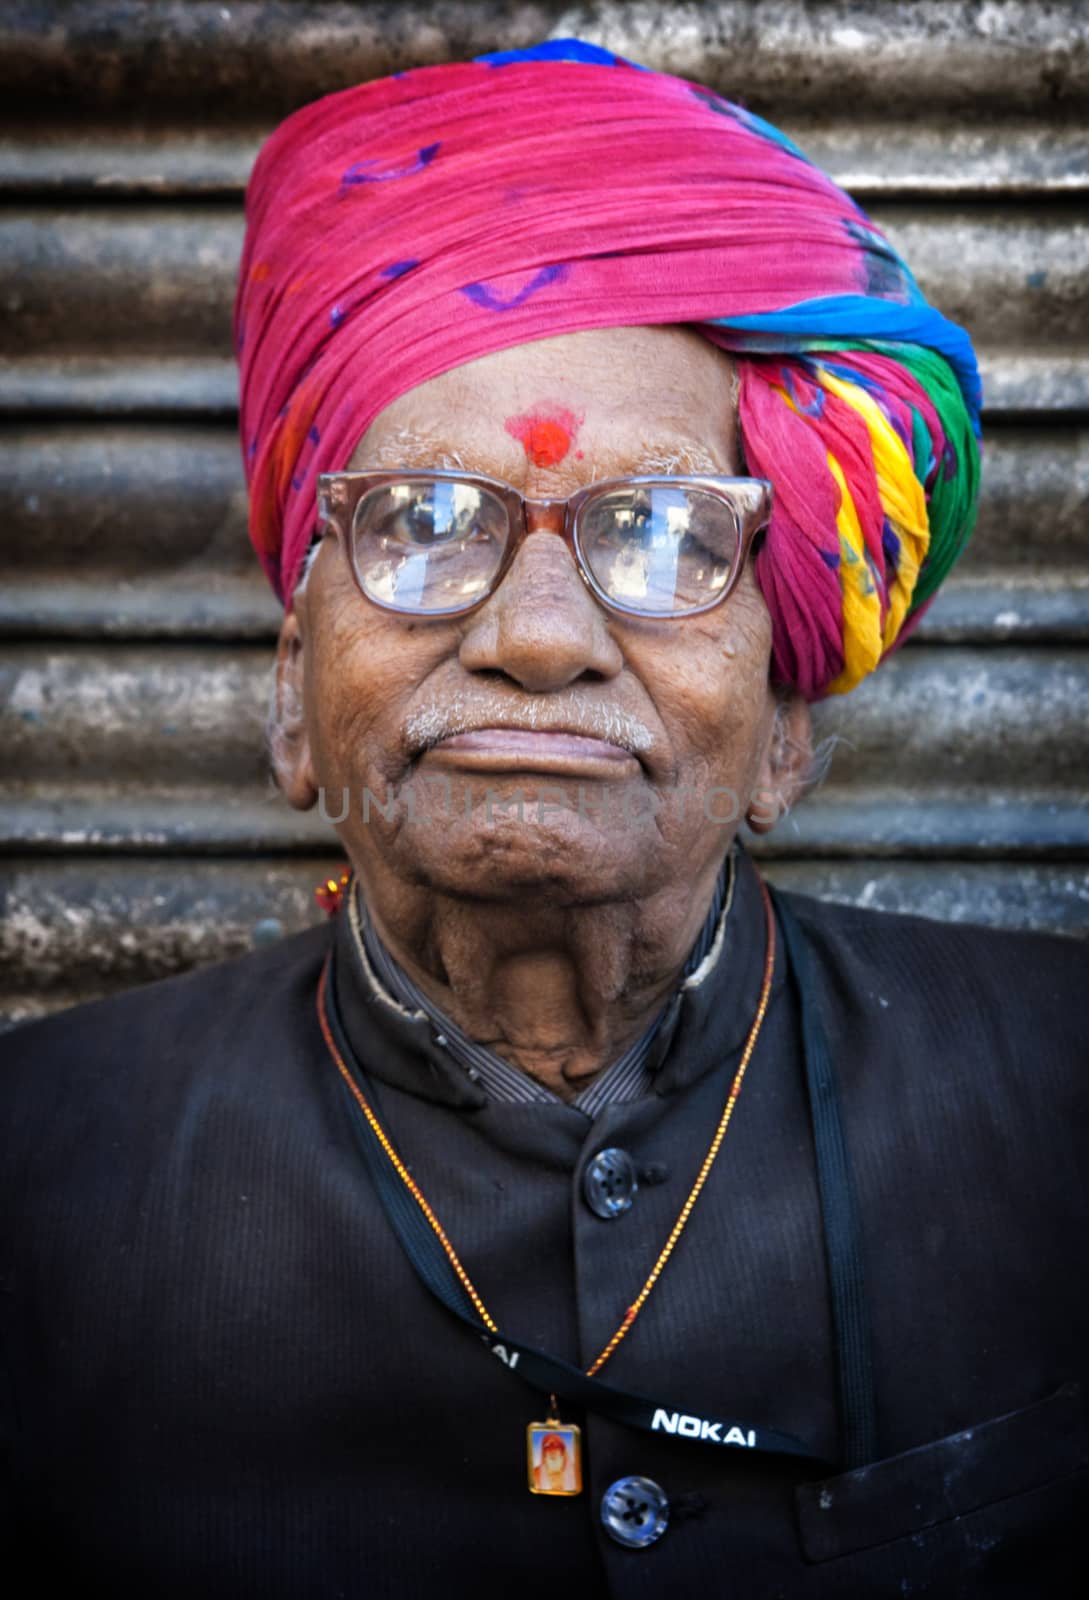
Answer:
[
  {"left": 583, "top": 1148, "right": 638, "bottom": 1218},
  {"left": 601, "top": 1476, "right": 670, "bottom": 1548}
]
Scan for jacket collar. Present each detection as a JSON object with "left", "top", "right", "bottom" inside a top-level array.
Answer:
[{"left": 330, "top": 843, "right": 785, "bottom": 1110}]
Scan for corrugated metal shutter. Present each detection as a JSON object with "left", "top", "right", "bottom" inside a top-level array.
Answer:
[{"left": 2, "top": 1, "right": 1087, "bottom": 1027}]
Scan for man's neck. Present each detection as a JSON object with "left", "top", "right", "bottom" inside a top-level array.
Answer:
[{"left": 354, "top": 859, "right": 731, "bottom": 1102}]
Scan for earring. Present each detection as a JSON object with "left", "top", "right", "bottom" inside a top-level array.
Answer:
[{"left": 746, "top": 792, "right": 783, "bottom": 831}]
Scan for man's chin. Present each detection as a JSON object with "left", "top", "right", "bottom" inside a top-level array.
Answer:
[{"left": 379, "top": 800, "right": 668, "bottom": 905}]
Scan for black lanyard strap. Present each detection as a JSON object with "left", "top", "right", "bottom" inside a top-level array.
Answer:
[
  {"left": 323, "top": 882, "right": 875, "bottom": 1471},
  {"left": 321, "top": 951, "right": 820, "bottom": 1465},
  {"left": 770, "top": 887, "right": 877, "bottom": 1468}
]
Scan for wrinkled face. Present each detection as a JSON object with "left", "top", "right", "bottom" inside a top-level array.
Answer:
[{"left": 279, "top": 326, "right": 802, "bottom": 912}]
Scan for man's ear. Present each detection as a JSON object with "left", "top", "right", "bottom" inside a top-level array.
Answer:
[
  {"left": 269, "top": 607, "right": 319, "bottom": 810},
  {"left": 746, "top": 689, "right": 813, "bottom": 835}
]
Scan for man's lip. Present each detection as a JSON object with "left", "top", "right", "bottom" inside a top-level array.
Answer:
[{"left": 422, "top": 728, "right": 641, "bottom": 775}]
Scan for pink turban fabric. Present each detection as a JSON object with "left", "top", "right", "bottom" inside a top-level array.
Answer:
[{"left": 235, "top": 40, "right": 980, "bottom": 698}]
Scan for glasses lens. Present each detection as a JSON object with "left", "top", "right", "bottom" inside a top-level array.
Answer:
[
  {"left": 351, "top": 479, "right": 509, "bottom": 613},
  {"left": 578, "top": 485, "right": 741, "bottom": 614}
]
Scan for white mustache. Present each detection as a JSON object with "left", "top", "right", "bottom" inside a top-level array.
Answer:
[{"left": 404, "top": 692, "right": 654, "bottom": 756}]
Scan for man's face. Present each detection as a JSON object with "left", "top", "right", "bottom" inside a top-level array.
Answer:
[{"left": 278, "top": 326, "right": 803, "bottom": 920}]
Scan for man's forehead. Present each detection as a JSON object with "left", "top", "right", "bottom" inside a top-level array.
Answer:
[{"left": 347, "top": 326, "right": 740, "bottom": 478}]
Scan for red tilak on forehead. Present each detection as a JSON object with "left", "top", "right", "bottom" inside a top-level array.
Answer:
[{"left": 504, "top": 405, "right": 582, "bottom": 468}]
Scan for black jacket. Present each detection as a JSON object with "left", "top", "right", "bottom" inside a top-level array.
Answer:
[{"left": 2, "top": 850, "right": 1086, "bottom": 1596}]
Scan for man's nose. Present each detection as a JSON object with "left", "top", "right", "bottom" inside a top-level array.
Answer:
[{"left": 458, "top": 528, "right": 624, "bottom": 692}]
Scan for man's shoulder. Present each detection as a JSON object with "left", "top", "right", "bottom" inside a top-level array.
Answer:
[
  {"left": 786, "top": 889, "right": 1081, "bottom": 985},
  {"left": 0, "top": 919, "right": 337, "bottom": 1274},
  {"left": 778, "top": 887, "right": 1086, "bottom": 1062},
  {"left": 0, "top": 919, "right": 332, "bottom": 1096}
]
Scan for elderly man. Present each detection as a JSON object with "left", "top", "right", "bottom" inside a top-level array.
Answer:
[{"left": 2, "top": 39, "right": 1085, "bottom": 1597}]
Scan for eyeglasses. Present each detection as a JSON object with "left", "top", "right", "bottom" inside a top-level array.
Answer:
[{"left": 317, "top": 469, "right": 772, "bottom": 620}]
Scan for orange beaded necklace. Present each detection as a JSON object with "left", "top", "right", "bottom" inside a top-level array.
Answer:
[{"left": 316, "top": 872, "right": 776, "bottom": 1382}]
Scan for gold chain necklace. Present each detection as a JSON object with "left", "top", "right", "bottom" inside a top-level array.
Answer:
[{"left": 317, "top": 872, "right": 776, "bottom": 1491}]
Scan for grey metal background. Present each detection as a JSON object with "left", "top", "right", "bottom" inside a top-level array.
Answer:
[{"left": 2, "top": 1, "right": 1087, "bottom": 1027}]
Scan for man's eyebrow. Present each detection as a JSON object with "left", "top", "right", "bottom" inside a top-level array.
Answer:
[
  {"left": 625, "top": 444, "right": 725, "bottom": 475},
  {"left": 349, "top": 428, "right": 469, "bottom": 472}
]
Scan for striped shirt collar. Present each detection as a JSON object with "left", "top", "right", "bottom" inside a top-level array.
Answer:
[{"left": 349, "top": 847, "right": 737, "bottom": 1117}]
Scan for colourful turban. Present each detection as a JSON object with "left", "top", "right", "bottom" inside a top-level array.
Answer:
[{"left": 236, "top": 39, "right": 981, "bottom": 699}]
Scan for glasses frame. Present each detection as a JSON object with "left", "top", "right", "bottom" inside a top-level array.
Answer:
[{"left": 317, "top": 468, "right": 773, "bottom": 621}]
